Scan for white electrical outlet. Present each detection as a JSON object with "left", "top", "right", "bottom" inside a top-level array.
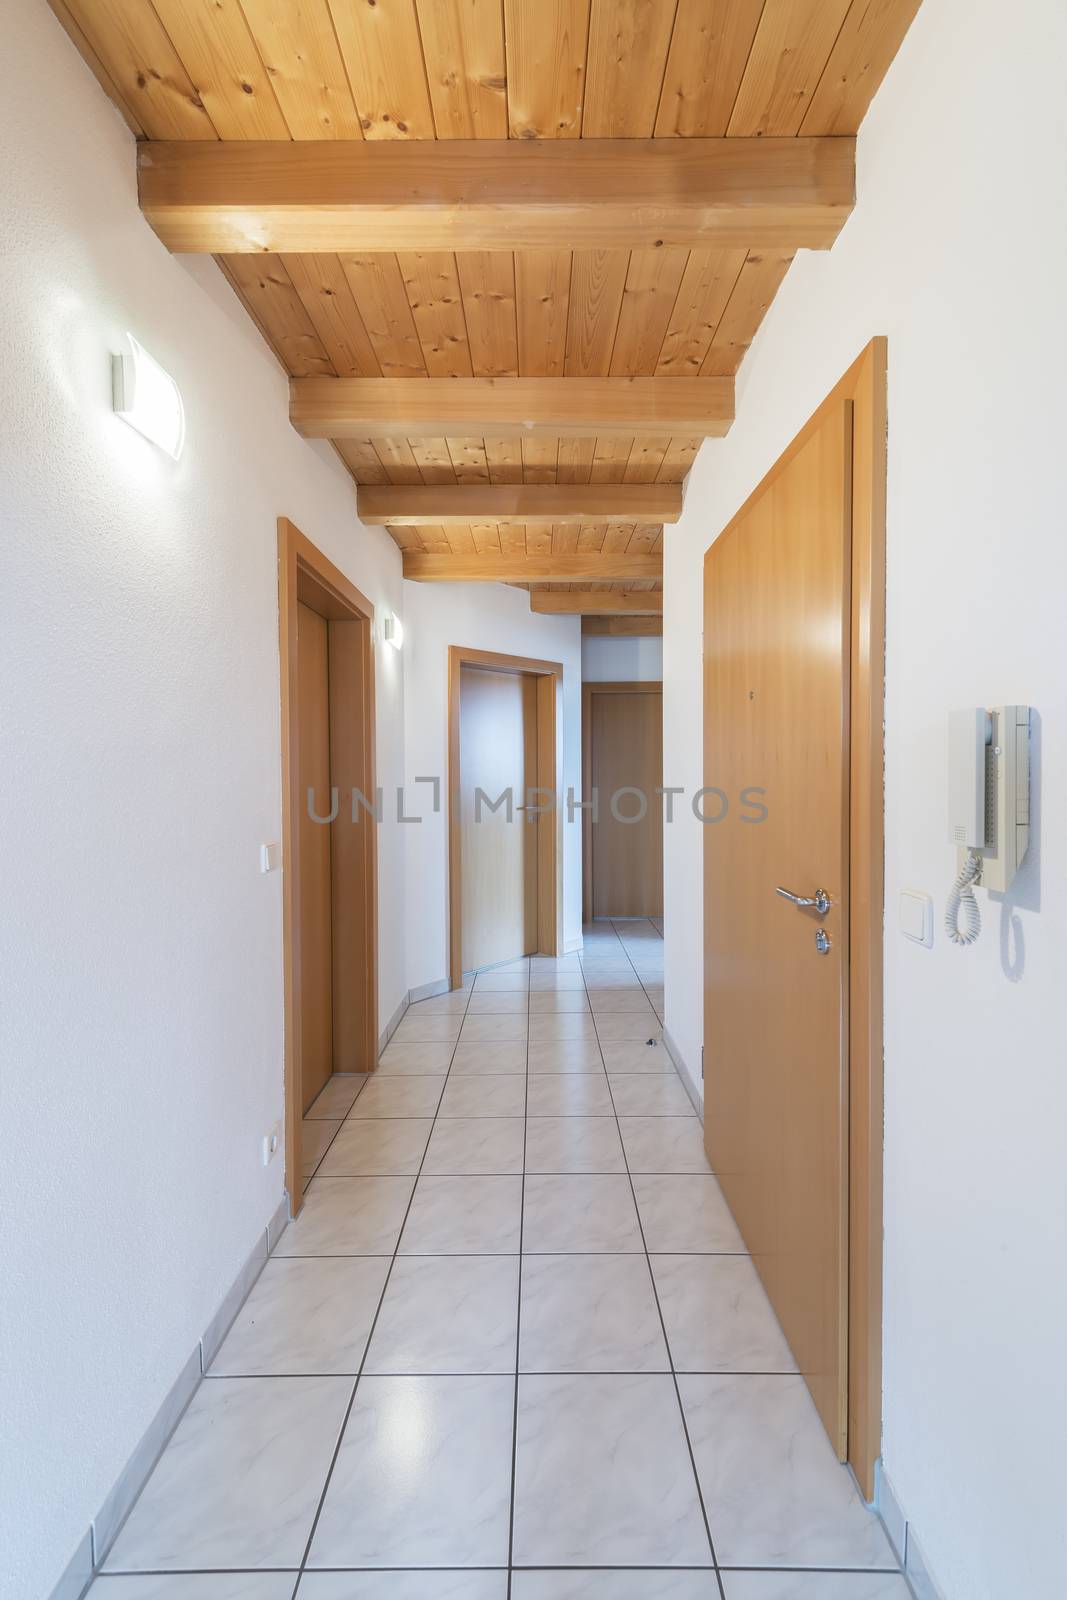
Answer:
[{"left": 261, "top": 1122, "right": 281, "bottom": 1166}]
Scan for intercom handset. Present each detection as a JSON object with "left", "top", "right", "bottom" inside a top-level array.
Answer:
[{"left": 945, "top": 706, "right": 1031, "bottom": 945}]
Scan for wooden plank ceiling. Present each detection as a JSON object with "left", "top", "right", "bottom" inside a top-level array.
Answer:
[{"left": 54, "top": 0, "right": 920, "bottom": 620}]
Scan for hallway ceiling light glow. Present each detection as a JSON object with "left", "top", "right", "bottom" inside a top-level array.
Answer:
[
  {"left": 112, "top": 334, "right": 184, "bottom": 459},
  {"left": 382, "top": 613, "right": 403, "bottom": 651}
]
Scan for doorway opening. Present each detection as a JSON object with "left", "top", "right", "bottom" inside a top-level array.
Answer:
[
  {"left": 447, "top": 646, "right": 563, "bottom": 990},
  {"left": 702, "top": 340, "right": 886, "bottom": 1497},
  {"left": 278, "top": 518, "right": 378, "bottom": 1214},
  {"left": 582, "top": 680, "right": 664, "bottom": 922}
]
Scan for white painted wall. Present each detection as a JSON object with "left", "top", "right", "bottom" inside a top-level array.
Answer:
[
  {"left": 663, "top": 3, "right": 1067, "bottom": 1597},
  {"left": 0, "top": 6, "right": 406, "bottom": 1596},
  {"left": 581, "top": 634, "right": 663, "bottom": 682},
  {"left": 401, "top": 580, "right": 583, "bottom": 992}
]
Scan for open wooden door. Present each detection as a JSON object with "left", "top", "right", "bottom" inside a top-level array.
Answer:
[
  {"left": 583, "top": 681, "right": 663, "bottom": 921},
  {"left": 702, "top": 342, "right": 886, "bottom": 1485}
]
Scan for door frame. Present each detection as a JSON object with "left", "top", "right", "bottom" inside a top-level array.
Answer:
[
  {"left": 278, "top": 517, "right": 378, "bottom": 1215},
  {"left": 447, "top": 645, "right": 564, "bottom": 990},
  {"left": 581, "top": 680, "right": 663, "bottom": 924},
  {"left": 702, "top": 339, "right": 886, "bottom": 1497}
]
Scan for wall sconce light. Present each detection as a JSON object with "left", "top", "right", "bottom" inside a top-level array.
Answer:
[
  {"left": 382, "top": 613, "right": 404, "bottom": 651},
  {"left": 112, "top": 334, "right": 185, "bottom": 459}
]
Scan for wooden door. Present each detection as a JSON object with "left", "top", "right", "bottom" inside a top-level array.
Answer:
[
  {"left": 703, "top": 400, "right": 852, "bottom": 1453},
  {"left": 460, "top": 666, "right": 534, "bottom": 971},
  {"left": 296, "top": 601, "right": 333, "bottom": 1111},
  {"left": 588, "top": 687, "right": 663, "bottom": 918}
]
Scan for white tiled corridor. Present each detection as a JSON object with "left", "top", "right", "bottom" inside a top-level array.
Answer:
[{"left": 89, "top": 921, "right": 904, "bottom": 1599}]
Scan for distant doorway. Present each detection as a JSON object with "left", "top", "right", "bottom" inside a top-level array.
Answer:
[
  {"left": 582, "top": 681, "right": 664, "bottom": 921},
  {"left": 447, "top": 646, "right": 563, "bottom": 989},
  {"left": 278, "top": 519, "right": 378, "bottom": 1213}
]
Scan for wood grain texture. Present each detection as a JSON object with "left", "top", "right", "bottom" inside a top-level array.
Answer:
[
  {"left": 729, "top": 0, "right": 854, "bottom": 135},
  {"left": 801, "top": 0, "right": 924, "bottom": 134},
  {"left": 582, "top": 615, "right": 663, "bottom": 636},
  {"left": 402, "top": 551, "right": 663, "bottom": 581},
  {"left": 583, "top": 0, "right": 678, "bottom": 137},
  {"left": 703, "top": 396, "right": 853, "bottom": 1452},
  {"left": 530, "top": 590, "right": 662, "bottom": 615},
  {"left": 586, "top": 683, "right": 664, "bottom": 918},
  {"left": 149, "top": 0, "right": 289, "bottom": 139},
  {"left": 291, "top": 375, "right": 734, "bottom": 438},
  {"left": 504, "top": 0, "right": 590, "bottom": 138},
  {"left": 296, "top": 601, "right": 334, "bottom": 1111},
  {"left": 329, "top": 0, "right": 436, "bottom": 139},
  {"left": 361, "top": 482, "right": 680, "bottom": 526},
  {"left": 416, "top": 0, "right": 509, "bottom": 137},
  {"left": 137, "top": 137, "right": 856, "bottom": 253},
  {"left": 656, "top": 0, "right": 764, "bottom": 137},
  {"left": 239, "top": 0, "right": 365, "bottom": 139}
]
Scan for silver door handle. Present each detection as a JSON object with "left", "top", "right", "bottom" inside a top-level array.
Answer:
[{"left": 775, "top": 886, "right": 831, "bottom": 915}]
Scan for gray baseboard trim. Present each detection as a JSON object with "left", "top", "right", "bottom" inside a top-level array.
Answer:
[
  {"left": 876, "top": 1463, "right": 946, "bottom": 1600},
  {"left": 267, "top": 1194, "right": 289, "bottom": 1253},
  {"left": 562, "top": 935, "right": 584, "bottom": 955},
  {"left": 662, "top": 1024, "right": 703, "bottom": 1122},
  {"left": 378, "top": 993, "right": 409, "bottom": 1055},
  {"left": 48, "top": 1528, "right": 92, "bottom": 1600},
  {"left": 408, "top": 975, "right": 451, "bottom": 1004},
  {"left": 51, "top": 1199, "right": 287, "bottom": 1600},
  {"left": 199, "top": 1227, "right": 269, "bottom": 1373}
]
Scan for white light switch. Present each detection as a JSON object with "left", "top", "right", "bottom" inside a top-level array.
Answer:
[
  {"left": 899, "top": 889, "right": 933, "bottom": 947},
  {"left": 260, "top": 842, "right": 281, "bottom": 873}
]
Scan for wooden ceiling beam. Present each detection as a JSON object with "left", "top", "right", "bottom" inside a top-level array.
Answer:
[
  {"left": 530, "top": 592, "right": 663, "bottom": 617},
  {"left": 361, "top": 483, "right": 680, "bottom": 528},
  {"left": 582, "top": 616, "right": 664, "bottom": 637},
  {"left": 137, "top": 137, "right": 855, "bottom": 254},
  {"left": 403, "top": 552, "right": 662, "bottom": 583},
  {"left": 292, "top": 377, "right": 732, "bottom": 440}
]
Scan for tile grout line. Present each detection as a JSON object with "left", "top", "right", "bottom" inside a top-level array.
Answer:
[
  {"left": 290, "top": 974, "right": 478, "bottom": 1594},
  {"left": 505, "top": 957, "right": 532, "bottom": 1600},
  {"left": 582, "top": 922, "right": 728, "bottom": 1600}
]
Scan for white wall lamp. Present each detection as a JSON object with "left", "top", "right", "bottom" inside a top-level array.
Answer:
[
  {"left": 112, "top": 334, "right": 185, "bottom": 459},
  {"left": 382, "top": 612, "right": 404, "bottom": 651}
]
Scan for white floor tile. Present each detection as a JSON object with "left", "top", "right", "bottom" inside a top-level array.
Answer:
[
  {"left": 721, "top": 1575, "right": 909, "bottom": 1600},
  {"left": 528, "top": 990, "right": 590, "bottom": 1013},
  {"left": 89, "top": 1578, "right": 297, "bottom": 1599},
  {"left": 466, "top": 990, "right": 530, "bottom": 1014},
  {"left": 378, "top": 1042, "right": 456, "bottom": 1075},
  {"left": 308, "top": 1376, "right": 514, "bottom": 1568},
  {"left": 522, "top": 1174, "right": 643, "bottom": 1253},
  {"left": 525, "top": 1074, "right": 615, "bottom": 1117},
  {"left": 528, "top": 1014, "right": 598, "bottom": 1042},
  {"left": 519, "top": 1254, "right": 668, "bottom": 1373},
  {"left": 679, "top": 1374, "right": 895, "bottom": 1568},
  {"left": 618, "top": 1117, "right": 712, "bottom": 1173},
  {"left": 608, "top": 1075, "right": 697, "bottom": 1117},
  {"left": 210, "top": 1257, "right": 390, "bottom": 1376},
  {"left": 523, "top": 1117, "right": 625, "bottom": 1174},
  {"left": 349, "top": 1076, "right": 446, "bottom": 1119},
  {"left": 423, "top": 1116, "right": 525, "bottom": 1175},
  {"left": 451, "top": 1041, "right": 528, "bottom": 1074},
  {"left": 527, "top": 1041, "right": 604, "bottom": 1074},
  {"left": 460, "top": 1014, "right": 529, "bottom": 1043},
  {"left": 472, "top": 973, "right": 530, "bottom": 992},
  {"left": 512, "top": 1577, "right": 715, "bottom": 1600},
  {"left": 104, "top": 1376, "right": 349, "bottom": 1572},
  {"left": 601, "top": 1041, "right": 674, "bottom": 1073},
  {"left": 391, "top": 1014, "right": 464, "bottom": 1044},
  {"left": 651, "top": 1255, "right": 798, "bottom": 1373},
  {"left": 305, "top": 1077, "right": 367, "bottom": 1120},
  {"left": 513, "top": 1374, "right": 710, "bottom": 1566},
  {"left": 274, "top": 1177, "right": 414, "bottom": 1257},
  {"left": 318, "top": 1118, "right": 433, "bottom": 1177},
  {"left": 595, "top": 1014, "right": 662, "bottom": 1042},
  {"left": 400, "top": 1176, "right": 523, "bottom": 1254},
  {"left": 299, "top": 1575, "right": 507, "bottom": 1600},
  {"left": 365, "top": 1255, "right": 520, "bottom": 1374},
  {"left": 631, "top": 1175, "right": 746, "bottom": 1254},
  {"left": 438, "top": 1075, "right": 527, "bottom": 1118},
  {"left": 301, "top": 1119, "right": 342, "bottom": 1176}
]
